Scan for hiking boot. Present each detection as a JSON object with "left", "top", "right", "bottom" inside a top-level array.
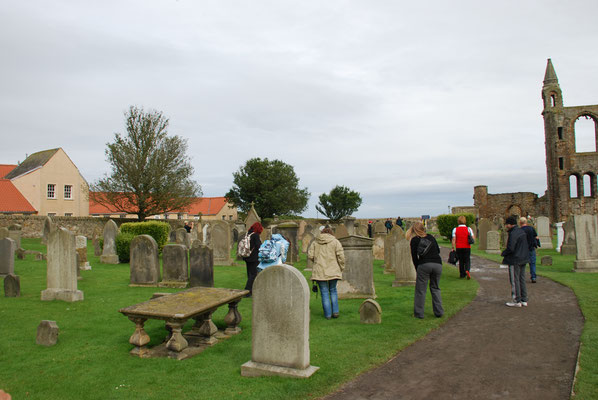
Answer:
[
  {"left": 332, "top": 313, "right": 339, "bottom": 318},
  {"left": 466, "top": 271, "right": 471, "bottom": 280},
  {"left": 506, "top": 302, "right": 522, "bottom": 307},
  {"left": 521, "top": 302, "right": 528, "bottom": 307}
]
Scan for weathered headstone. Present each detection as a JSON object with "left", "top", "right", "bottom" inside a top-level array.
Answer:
[
  {"left": 0, "top": 238, "right": 16, "bottom": 277},
  {"left": 4, "top": 273, "right": 20, "bottom": 297},
  {"left": 273, "top": 222, "right": 299, "bottom": 264},
  {"left": 392, "top": 237, "right": 417, "bottom": 287},
  {"left": 92, "top": 233, "right": 102, "bottom": 257},
  {"left": 338, "top": 235, "right": 376, "bottom": 299},
  {"left": 16, "top": 247, "right": 26, "bottom": 260},
  {"left": 189, "top": 243, "right": 214, "bottom": 287},
  {"left": 384, "top": 227, "right": 404, "bottom": 274},
  {"left": 301, "top": 232, "right": 315, "bottom": 253},
  {"left": 7, "top": 224, "right": 22, "bottom": 249},
  {"left": 485, "top": 231, "right": 501, "bottom": 254},
  {"left": 175, "top": 228, "right": 191, "bottom": 249},
  {"left": 372, "top": 234, "right": 385, "bottom": 260},
  {"left": 169, "top": 230, "right": 177, "bottom": 243},
  {"left": 334, "top": 224, "right": 349, "bottom": 239},
  {"left": 359, "top": 299, "right": 382, "bottom": 324},
  {"left": 0, "top": 227, "right": 8, "bottom": 240},
  {"left": 304, "top": 238, "right": 316, "bottom": 272},
  {"left": 75, "top": 235, "right": 91, "bottom": 270},
  {"left": 211, "top": 221, "right": 232, "bottom": 265},
  {"left": 202, "top": 223, "right": 211, "bottom": 245},
  {"left": 373, "top": 221, "right": 386, "bottom": 236},
  {"left": 160, "top": 244, "right": 188, "bottom": 288},
  {"left": 41, "top": 216, "right": 54, "bottom": 245},
  {"left": 536, "top": 216, "right": 553, "bottom": 249},
  {"left": 477, "top": 218, "right": 494, "bottom": 251},
  {"left": 241, "top": 264, "right": 319, "bottom": 378},
  {"left": 555, "top": 222, "right": 564, "bottom": 252},
  {"left": 35, "top": 253, "right": 46, "bottom": 261},
  {"left": 560, "top": 219, "right": 577, "bottom": 255},
  {"left": 100, "top": 220, "right": 119, "bottom": 264},
  {"left": 541, "top": 256, "right": 553, "bottom": 266},
  {"left": 41, "top": 227, "right": 84, "bottom": 302},
  {"left": 129, "top": 235, "right": 160, "bottom": 286},
  {"left": 573, "top": 214, "right": 598, "bottom": 272},
  {"left": 36, "top": 320, "right": 59, "bottom": 346},
  {"left": 343, "top": 217, "right": 357, "bottom": 236}
]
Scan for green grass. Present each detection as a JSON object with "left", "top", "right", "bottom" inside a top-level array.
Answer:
[
  {"left": 436, "top": 235, "right": 598, "bottom": 399},
  {"left": 0, "top": 238, "right": 478, "bottom": 400}
]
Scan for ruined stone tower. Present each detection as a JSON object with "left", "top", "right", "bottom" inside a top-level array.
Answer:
[{"left": 542, "top": 59, "right": 598, "bottom": 222}]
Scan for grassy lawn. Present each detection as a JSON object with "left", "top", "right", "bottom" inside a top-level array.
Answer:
[
  {"left": 437, "top": 235, "right": 598, "bottom": 399},
  {"left": 0, "top": 237, "right": 477, "bottom": 400}
]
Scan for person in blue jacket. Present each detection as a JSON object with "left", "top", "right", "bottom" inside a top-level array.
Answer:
[{"left": 257, "top": 233, "right": 289, "bottom": 270}]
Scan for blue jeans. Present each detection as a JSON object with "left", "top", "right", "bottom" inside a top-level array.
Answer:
[
  {"left": 529, "top": 249, "right": 537, "bottom": 280},
  {"left": 317, "top": 280, "right": 339, "bottom": 318}
]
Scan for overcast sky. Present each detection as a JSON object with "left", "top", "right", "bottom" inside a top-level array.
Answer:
[{"left": 1, "top": 1, "right": 598, "bottom": 218}]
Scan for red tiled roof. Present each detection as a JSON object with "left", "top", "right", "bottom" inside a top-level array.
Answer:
[
  {"left": 0, "top": 164, "right": 17, "bottom": 178},
  {"left": 0, "top": 179, "right": 37, "bottom": 213},
  {"left": 88, "top": 194, "right": 229, "bottom": 216}
]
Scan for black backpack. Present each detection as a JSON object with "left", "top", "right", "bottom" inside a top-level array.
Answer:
[{"left": 416, "top": 237, "right": 433, "bottom": 259}]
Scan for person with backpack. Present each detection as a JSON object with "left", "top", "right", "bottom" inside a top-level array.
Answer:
[
  {"left": 451, "top": 215, "right": 475, "bottom": 279},
  {"left": 384, "top": 218, "right": 393, "bottom": 233},
  {"left": 308, "top": 227, "right": 345, "bottom": 320},
  {"left": 257, "top": 233, "right": 289, "bottom": 271},
  {"left": 406, "top": 221, "right": 444, "bottom": 319},
  {"left": 241, "top": 222, "right": 263, "bottom": 297}
]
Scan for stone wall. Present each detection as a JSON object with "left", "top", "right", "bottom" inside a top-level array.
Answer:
[{"left": 472, "top": 185, "right": 550, "bottom": 221}]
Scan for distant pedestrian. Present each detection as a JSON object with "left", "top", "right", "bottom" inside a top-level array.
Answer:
[
  {"left": 406, "top": 222, "right": 444, "bottom": 319},
  {"left": 396, "top": 216, "right": 403, "bottom": 228},
  {"left": 367, "top": 221, "right": 373, "bottom": 238},
  {"left": 502, "top": 216, "right": 530, "bottom": 307},
  {"left": 452, "top": 216, "right": 474, "bottom": 279},
  {"left": 242, "top": 222, "right": 263, "bottom": 296},
  {"left": 520, "top": 216, "right": 539, "bottom": 283},
  {"left": 308, "top": 227, "right": 345, "bottom": 320},
  {"left": 385, "top": 218, "right": 393, "bottom": 233},
  {"left": 183, "top": 221, "right": 193, "bottom": 233}
]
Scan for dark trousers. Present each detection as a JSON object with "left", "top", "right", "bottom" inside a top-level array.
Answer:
[
  {"left": 414, "top": 262, "right": 444, "bottom": 318},
  {"left": 244, "top": 260, "right": 259, "bottom": 293},
  {"left": 456, "top": 248, "right": 471, "bottom": 277}
]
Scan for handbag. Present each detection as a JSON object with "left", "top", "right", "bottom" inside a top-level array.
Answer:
[
  {"left": 468, "top": 233, "right": 475, "bottom": 245},
  {"left": 448, "top": 250, "right": 458, "bottom": 265}
]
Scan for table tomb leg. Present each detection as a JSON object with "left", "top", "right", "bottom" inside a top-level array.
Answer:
[
  {"left": 166, "top": 320, "right": 188, "bottom": 353},
  {"left": 224, "top": 301, "right": 242, "bottom": 335},
  {"left": 190, "top": 311, "right": 218, "bottom": 345},
  {"left": 127, "top": 317, "right": 150, "bottom": 357}
]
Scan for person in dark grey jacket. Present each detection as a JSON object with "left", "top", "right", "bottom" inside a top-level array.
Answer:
[{"left": 501, "top": 216, "right": 530, "bottom": 307}]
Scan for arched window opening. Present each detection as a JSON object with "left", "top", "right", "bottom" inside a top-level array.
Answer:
[
  {"left": 570, "top": 175, "right": 579, "bottom": 198},
  {"left": 583, "top": 174, "right": 592, "bottom": 197},
  {"left": 506, "top": 205, "right": 522, "bottom": 219},
  {"left": 558, "top": 157, "right": 564, "bottom": 170},
  {"left": 551, "top": 94, "right": 556, "bottom": 107},
  {"left": 557, "top": 127, "right": 563, "bottom": 140},
  {"left": 574, "top": 115, "right": 597, "bottom": 153}
]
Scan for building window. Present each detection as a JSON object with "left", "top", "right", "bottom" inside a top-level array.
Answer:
[
  {"left": 558, "top": 157, "right": 564, "bottom": 170},
  {"left": 557, "top": 127, "right": 563, "bottom": 140},
  {"left": 47, "top": 212, "right": 56, "bottom": 217},
  {"left": 64, "top": 185, "right": 73, "bottom": 199},
  {"left": 551, "top": 95, "right": 556, "bottom": 107},
  {"left": 222, "top": 215, "right": 226, "bottom": 220},
  {"left": 47, "top": 184, "right": 56, "bottom": 199},
  {"left": 229, "top": 215, "right": 233, "bottom": 220},
  {"left": 65, "top": 213, "right": 73, "bottom": 217}
]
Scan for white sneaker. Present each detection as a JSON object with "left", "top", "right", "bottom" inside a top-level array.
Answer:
[
  {"left": 521, "top": 302, "right": 528, "bottom": 307},
  {"left": 506, "top": 302, "right": 522, "bottom": 307}
]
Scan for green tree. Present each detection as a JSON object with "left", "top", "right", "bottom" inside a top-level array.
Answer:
[
  {"left": 316, "top": 185, "right": 362, "bottom": 222},
  {"left": 90, "top": 106, "right": 201, "bottom": 221},
  {"left": 225, "top": 158, "right": 310, "bottom": 218}
]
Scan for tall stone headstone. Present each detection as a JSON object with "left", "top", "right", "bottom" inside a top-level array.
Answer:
[
  {"left": 555, "top": 222, "right": 564, "bottom": 252},
  {"left": 373, "top": 221, "right": 386, "bottom": 236},
  {"left": 36, "top": 320, "right": 59, "bottom": 346},
  {"left": 175, "top": 228, "right": 191, "bottom": 249},
  {"left": 273, "top": 222, "right": 299, "bottom": 264},
  {"left": 477, "top": 218, "right": 494, "bottom": 251},
  {"left": 384, "top": 226, "right": 404, "bottom": 274},
  {"left": 560, "top": 219, "right": 577, "bottom": 255},
  {"left": 75, "top": 235, "right": 91, "bottom": 270},
  {"left": 241, "top": 264, "right": 319, "bottom": 378},
  {"left": 7, "top": 224, "right": 22, "bottom": 249},
  {"left": 129, "top": 235, "right": 160, "bottom": 286},
  {"left": 392, "top": 237, "right": 417, "bottom": 287},
  {"left": 486, "top": 231, "right": 501, "bottom": 254},
  {"left": 160, "top": 244, "right": 188, "bottom": 288},
  {"left": 573, "top": 214, "right": 598, "bottom": 272},
  {"left": 92, "top": 232, "right": 102, "bottom": 257},
  {"left": 100, "top": 220, "right": 119, "bottom": 264},
  {"left": 41, "top": 227, "right": 84, "bottom": 302},
  {"left": 372, "top": 234, "right": 385, "bottom": 260},
  {"left": 203, "top": 223, "right": 211, "bottom": 246},
  {"left": 337, "top": 235, "right": 376, "bottom": 299},
  {"left": 4, "top": 273, "right": 20, "bottom": 297},
  {"left": 41, "top": 216, "right": 54, "bottom": 245},
  {"left": 211, "top": 221, "right": 232, "bottom": 265},
  {"left": 536, "top": 216, "right": 553, "bottom": 249},
  {"left": 0, "top": 238, "right": 15, "bottom": 277},
  {"left": 189, "top": 243, "right": 214, "bottom": 287}
]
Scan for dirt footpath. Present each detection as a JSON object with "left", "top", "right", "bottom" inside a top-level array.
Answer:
[{"left": 323, "top": 249, "right": 584, "bottom": 400}]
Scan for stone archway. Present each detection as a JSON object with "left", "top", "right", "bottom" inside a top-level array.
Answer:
[{"left": 506, "top": 205, "right": 522, "bottom": 219}]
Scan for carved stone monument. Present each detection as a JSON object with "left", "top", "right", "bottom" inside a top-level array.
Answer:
[
  {"left": 129, "top": 235, "right": 160, "bottom": 286},
  {"left": 573, "top": 214, "right": 598, "bottom": 272},
  {"left": 100, "top": 220, "right": 119, "bottom": 264},
  {"left": 41, "top": 227, "right": 84, "bottom": 302},
  {"left": 160, "top": 244, "right": 189, "bottom": 288},
  {"left": 0, "top": 238, "right": 16, "bottom": 277},
  {"left": 536, "top": 216, "right": 553, "bottom": 249},
  {"left": 337, "top": 235, "right": 376, "bottom": 299},
  {"left": 359, "top": 299, "right": 382, "bottom": 324},
  {"left": 189, "top": 242, "right": 214, "bottom": 287}
]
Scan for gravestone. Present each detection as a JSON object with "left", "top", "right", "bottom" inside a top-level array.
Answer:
[
  {"left": 555, "top": 222, "right": 564, "bottom": 252},
  {"left": 334, "top": 224, "right": 349, "bottom": 239},
  {"left": 160, "top": 244, "right": 189, "bottom": 288},
  {"left": 169, "top": 230, "right": 177, "bottom": 243},
  {"left": 359, "top": 299, "right": 382, "bottom": 324},
  {"left": 301, "top": 232, "right": 315, "bottom": 253},
  {"left": 4, "top": 273, "right": 20, "bottom": 297},
  {"left": 41, "top": 227, "right": 84, "bottom": 302},
  {"left": 541, "top": 256, "right": 553, "bottom": 266},
  {"left": 573, "top": 214, "right": 598, "bottom": 272},
  {"left": 202, "top": 223, "right": 211, "bottom": 246},
  {"left": 175, "top": 228, "right": 191, "bottom": 249},
  {"left": 7, "top": 224, "right": 22, "bottom": 249},
  {"left": 0, "top": 236, "right": 17, "bottom": 275},
  {"left": 0, "top": 227, "right": 8, "bottom": 240},
  {"left": 189, "top": 243, "right": 214, "bottom": 287},
  {"left": 100, "top": 220, "right": 119, "bottom": 264},
  {"left": 373, "top": 221, "right": 386, "bottom": 236},
  {"left": 129, "top": 235, "right": 160, "bottom": 286},
  {"left": 560, "top": 219, "right": 577, "bottom": 255},
  {"left": 273, "top": 222, "right": 299, "bottom": 264},
  {"left": 343, "top": 217, "right": 357, "bottom": 236},
  {"left": 192, "top": 221, "right": 203, "bottom": 243},
  {"left": 372, "top": 234, "right": 385, "bottom": 260},
  {"left": 41, "top": 216, "right": 54, "bottom": 245},
  {"left": 92, "top": 233, "right": 102, "bottom": 257},
  {"left": 485, "top": 231, "right": 501, "bottom": 254},
  {"left": 304, "top": 238, "right": 316, "bottom": 272},
  {"left": 477, "top": 218, "right": 495, "bottom": 251},
  {"left": 35, "top": 253, "right": 46, "bottom": 261},
  {"left": 356, "top": 223, "right": 368, "bottom": 237},
  {"left": 536, "top": 216, "right": 553, "bottom": 249},
  {"left": 392, "top": 237, "right": 417, "bottom": 287},
  {"left": 337, "top": 235, "right": 376, "bottom": 299},
  {"left": 211, "top": 221, "right": 232, "bottom": 265},
  {"left": 36, "top": 320, "right": 59, "bottom": 346},
  {"left": 384, "top": 227, "right": 404, "bottom": 274},
  {"left": 16, "top": 247, "right": 26, "bottom": 260},
  {"left": 241, "top": 264, "right": 319, "bottom": 378},
  {"left": 75, "top": 235, "right": 91, "bottom": 270}
]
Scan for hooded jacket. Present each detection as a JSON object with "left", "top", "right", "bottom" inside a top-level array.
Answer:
[
  {"left": 501, "top": 226, "right": 530, "bottom": 265},
  {"left": 308, "top": 233, "right": 345, "bottom": 281}
]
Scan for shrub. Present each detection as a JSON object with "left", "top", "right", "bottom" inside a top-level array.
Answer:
[
  {"left": 119, "top": 221, "right": 170, "bottom": 251},
  {"left": 437, "top": 213, "right": 476, "bottom": 240},
  {"left": 115, "top": 232, "right": 135, "bottom": 263}
]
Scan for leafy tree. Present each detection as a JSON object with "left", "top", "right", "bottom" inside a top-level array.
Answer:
[
  {"left": 225, "top": 158, "right": 310, "bottom": 218},
  {"left": 437, "top": 213, "right": 476, "bottom": 239},
  {"left": 90, "top": 106, "right": 201, "bottom": 221},
  {"left": 316, "top": 185, "right": 362, "bottom": 222}
]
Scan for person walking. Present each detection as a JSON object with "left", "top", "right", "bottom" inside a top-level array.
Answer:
[
  {"left": 502, "top": 216, "right": 530, "bottom": 307},
  {"left": 451, "top": 215, "right": 475, "bottom": 279},
  {"left": 406, "top": 222, "right": 444, "bottom": 319},
  {"left": 395, "top": 216, "right": 403, "bottom": 228},
  {"left": 385, "top": 218, "right": 393, "bottom": 233},
  {"left": 308, "top": 227, "right": 345, "bottom": 320},
  {"left": 520, "top": 216, "right": 539, "bottom": 283},
  {"left": 242, "top": 222, "right": 263, "bottom": 296}
]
